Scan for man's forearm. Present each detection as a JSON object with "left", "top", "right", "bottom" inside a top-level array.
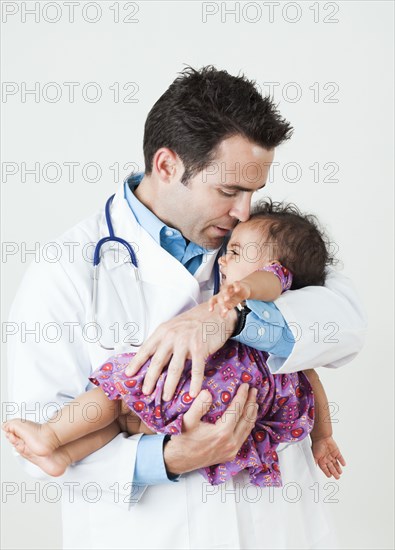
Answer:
[{"left": 163, "top": 436, "right": 187, "bottom": 476}]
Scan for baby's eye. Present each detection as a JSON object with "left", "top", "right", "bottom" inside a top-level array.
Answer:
[{"left": 226, "top": 249, "right": 238, "bottom": 256}]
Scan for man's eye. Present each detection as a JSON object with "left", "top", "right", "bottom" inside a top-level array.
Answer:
[{"left": 219, "top": 189, "right": 237, "bottom": 197}]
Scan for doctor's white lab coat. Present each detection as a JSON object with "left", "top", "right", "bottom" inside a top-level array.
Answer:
[{"left": 7, "top": 183, "right": 367, "bottom": 549}]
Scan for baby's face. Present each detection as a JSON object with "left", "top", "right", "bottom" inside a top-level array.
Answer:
[{"left": 218, "top": 221, "right": 274, "bottom": 285}]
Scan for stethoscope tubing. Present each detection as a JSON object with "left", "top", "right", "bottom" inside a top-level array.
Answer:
[{"left": 92, "top": 194, "right": 222, "bottom": 349}]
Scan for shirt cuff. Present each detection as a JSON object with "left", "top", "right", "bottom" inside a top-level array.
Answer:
[
  {"left": 232, "top": 300, "right": 295, "bottom": 360},
  {"left": 133, "top": 434, "right": 181, "bottom": 485}
]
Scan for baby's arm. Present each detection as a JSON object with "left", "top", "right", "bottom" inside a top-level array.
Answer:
[
  {"left": 209, "top": 269, "right": 283, "bottom": 318},
  {"left": 303, "top": 369, "right": 346, "bottom": 479}
]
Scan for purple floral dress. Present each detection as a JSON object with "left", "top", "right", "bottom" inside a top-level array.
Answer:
[{"left": 89, "top": 263, "right": 315, "bottom": 487}]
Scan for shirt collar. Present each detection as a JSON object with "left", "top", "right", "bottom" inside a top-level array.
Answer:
[{"left": 124, "top": 172, "right": 166, "bottom": 245}]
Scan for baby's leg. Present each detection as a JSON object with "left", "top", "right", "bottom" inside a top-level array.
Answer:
[
  {"left": 2, "top": 387, "right": 122, "bottom": 456},
  {"left": 6, "top": 422, "right": 121, "bottom": 477}
]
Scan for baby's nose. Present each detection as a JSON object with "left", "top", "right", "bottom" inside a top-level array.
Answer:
[{"left": 218, "top": 255, "right": 226, "bottom": 266}]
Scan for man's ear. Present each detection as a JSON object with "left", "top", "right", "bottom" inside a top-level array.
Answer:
[{"left": 152, "top": 148, "right": 182, "bottom": 183}]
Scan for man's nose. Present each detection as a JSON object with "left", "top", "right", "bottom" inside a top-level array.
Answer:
[{"left": 229, "top": 194, "right": 251, "bottom": 222}]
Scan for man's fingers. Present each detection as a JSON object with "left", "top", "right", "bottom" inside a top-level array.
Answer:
[
  {"left": 189, "top": 352, "right": 205, "bottom": 399},
  {"left": 235, "top": 402, "right": 258, "bottom": 444},
  {"left": 234, "top": 387, "right": 258, "bottom": 441},
  {"left": 162, "top": 350, "right": 188, "bottom": 401},
  {"left": 125, "top": 344, "right": 156, "bottom": 376},
  {"left": 141, "top": 349, "right": 173, "bottom": 395},
  {"left": 182, "top": 389, "right": 213, "bottom": 431}
]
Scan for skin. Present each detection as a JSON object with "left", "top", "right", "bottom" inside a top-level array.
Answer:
[
  {"left": 128, "top": 135, "right": 274, "bottom": 393},
  {"left": 2, "top": 384, "right": 260, "bottom": 478},
  {"left": 217, "top": 223, "right": 274, "bottom": 282},
  {"left": 134, "top": 135, "right": 274, "bottom": 250},
  {"left": 2, "top": 135, "right": 344, "bottom": 480},
  {"left": 209, "top": 260, "right": 346, "bottom": 480},
  {"left": 209, "top": 223, "right": 283, "bottom": 317},
  {"left": 136, "top": 162, "right": 346, "bottom": 479},
  {"left": 128, "top": 134, "right": 274, "bottom": 475},
  {"left": 2, "top": 234, "right": 345, "bottom": 480}
]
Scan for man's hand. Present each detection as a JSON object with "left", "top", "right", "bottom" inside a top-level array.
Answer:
[
  {"left": 124, "top": 302, "right": 237, "bottom": 401},
  {"left": 164, "top": 383, "right": 258, "bottom": 475},
  {"left": 311, "top": 436, "right": 346, "bottom": 480},
  {"left": 208, "top": 280, "right": 251, "bottom": 318}
]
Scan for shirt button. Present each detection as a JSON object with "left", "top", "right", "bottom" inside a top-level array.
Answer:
[
  {"left": 263, "top": 310, "right": 270, "bottom": 319},
  {"left": 258, "top": 327, "right": 266, "bottom": 337},
  {"left": 165, "top": 229, "right": 173, "bottom": 237}
]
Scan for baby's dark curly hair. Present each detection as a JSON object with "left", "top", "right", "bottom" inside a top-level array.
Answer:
[{"left": 248, "top": 200, "right": 337, "bottom": 290}]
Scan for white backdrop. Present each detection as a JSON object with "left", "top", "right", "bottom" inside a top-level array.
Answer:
[{"left": 1, "top": 1, "right": 394, "bottom": 548}]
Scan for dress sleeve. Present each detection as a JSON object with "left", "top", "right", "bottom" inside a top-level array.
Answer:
[{"left": 257, "top": 260, "right": 293, "bottom": 293}]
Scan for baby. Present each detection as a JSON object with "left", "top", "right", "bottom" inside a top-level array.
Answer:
[{"left": 3, "top": 200, "right": 345, "bottom": 486}]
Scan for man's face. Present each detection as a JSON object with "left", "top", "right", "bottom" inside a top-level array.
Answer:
[{"left": 162, "top": 135, "right": 274, "bottom": 249}]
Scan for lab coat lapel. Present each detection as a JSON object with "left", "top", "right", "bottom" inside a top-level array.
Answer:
[
  {"left": 99, "top": 184, "right": 220, "bottom": 302},
  {"left": 194, "top": 249, "right": 220, "bottom": 301}
]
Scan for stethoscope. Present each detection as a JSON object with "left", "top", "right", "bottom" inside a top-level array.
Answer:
[{"left": 91, "top": 194, "right": 222, "bottom": 350}]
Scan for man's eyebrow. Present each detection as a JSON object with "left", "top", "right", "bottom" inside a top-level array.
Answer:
[{"left": 219, "top": 183, "right": 266, "bottom": 192}]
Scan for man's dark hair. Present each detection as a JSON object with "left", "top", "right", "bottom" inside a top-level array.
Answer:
[
  {"left": 249, "top": 200, "right": 337, "bottom": 289},
  {"left": 143, "top": 65, "right": 293, "bottom": 184}
]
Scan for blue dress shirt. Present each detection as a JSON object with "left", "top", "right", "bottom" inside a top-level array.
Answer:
[{"left": 124, "top": 172, "right": 294, "bottom": 487}]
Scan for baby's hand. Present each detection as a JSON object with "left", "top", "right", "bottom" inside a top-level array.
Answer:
[
  {"left": 208, "top": 281, "right": 251, "bottom": 318},
  {"left": 311, "top": 436, "right": 346, "bottom": 480}
]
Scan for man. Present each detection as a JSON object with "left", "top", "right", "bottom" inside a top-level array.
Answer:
[{"left": 7, "top": 66, "right": 366, "bottom": 549}]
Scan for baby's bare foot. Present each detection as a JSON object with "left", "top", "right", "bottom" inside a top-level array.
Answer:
[
  {"left": 2, "top": 419, "right": 60, "bottom": 456},
  {"left": 5, "top": 431, "right": 71, "bottom": 477}
]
